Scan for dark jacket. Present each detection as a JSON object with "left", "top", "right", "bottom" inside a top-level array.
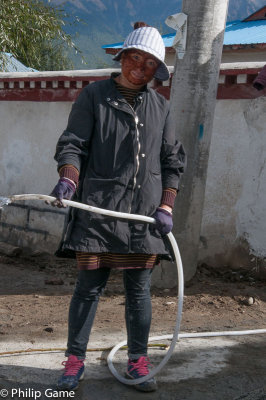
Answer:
[{"left": 55, "top": 77, "right": 186, "bottom": 257}]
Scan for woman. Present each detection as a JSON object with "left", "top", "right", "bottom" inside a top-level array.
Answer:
[{"left": 50, "top": 22, "right": 186, "bottom": 392}]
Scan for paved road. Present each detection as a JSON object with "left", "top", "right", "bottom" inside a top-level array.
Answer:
[{"left": 0, "top": 334, "right": 265, "bottom": 400}]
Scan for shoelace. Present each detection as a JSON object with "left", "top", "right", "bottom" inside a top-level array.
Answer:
[
  {"left": 62, "top": 358, "right": 84, "bottom": 376},
  {"left": 128, "top": 356, "right": 152, "bottom": 376}
]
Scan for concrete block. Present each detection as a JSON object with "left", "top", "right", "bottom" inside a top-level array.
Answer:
[
  {"left": 29, "top": 209, "right": 65, "bottom": 237},
  {"left": 19, "top": 230, "right": 60, "bottom": 253},
  {"left": 0, "top": 206, "right": 28, "bottom": 227},
  {"left": 0, "top": 224, "right": 60, "bottom": 254},
  {"left": 151, "top": 261, "right": 178, "bottom": 289}
]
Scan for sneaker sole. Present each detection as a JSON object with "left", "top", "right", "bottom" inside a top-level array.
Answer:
[
  {"left": 125, "top": 372, "right": 157, "bottom": 392},
  {"left": 57, "top": 371, "right": 85, "bottom": 391}
]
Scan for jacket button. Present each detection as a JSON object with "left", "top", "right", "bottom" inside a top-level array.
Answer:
[
  {"left": 140, "top": 123, "right": 144, "bottom": 127},
  {"left": 106, "top": 97, "right": 111, "bottom": 101},
  {"left": 141, "top": 153, "right": 145, "bottom": 157},
  {"left": 114, "top": 101, "right": 118, "bottom": 106},
  {"left": 137, "top": 184, "right": 141, "bottom": 189}
]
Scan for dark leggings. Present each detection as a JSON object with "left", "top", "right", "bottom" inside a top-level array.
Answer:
[{"left": 66, "top": 268, "right": 153, "bottom": 360}]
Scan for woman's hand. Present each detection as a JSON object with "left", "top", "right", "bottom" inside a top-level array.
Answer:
[
  {"left": 152, "top": 206, "right": 173, "bottom": 235},
  {"left": 46, "top": 178, "right": 76, "bottom": 208}
]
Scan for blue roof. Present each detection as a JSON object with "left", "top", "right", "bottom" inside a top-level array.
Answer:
[
  {"left": 224, "top": 20, "right": 266, "bottom": 45},
  {"left": 102, "top": 41, "right": 124, "bottom": 49},
  {"left": 102, "top": 20, "right": 266, "bottom": 50},
  {"left": 0, "top": 53, "right": 38, "bottom": 72}
]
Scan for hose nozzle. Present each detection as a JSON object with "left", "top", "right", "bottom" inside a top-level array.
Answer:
[{"left": 0, "top": 196, "right": 11, "bottom": 209}]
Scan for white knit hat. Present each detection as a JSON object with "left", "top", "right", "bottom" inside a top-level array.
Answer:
[{"left": 113, "top": 26, "right": 170, "bottom": 81}]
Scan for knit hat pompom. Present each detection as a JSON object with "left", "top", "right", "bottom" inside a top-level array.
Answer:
[{"left": 133, "top": 21, "right": 150, "bottom": 30}]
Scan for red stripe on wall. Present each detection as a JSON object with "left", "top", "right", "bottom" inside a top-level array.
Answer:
[
  {"left": 0, "top": 88, "right": 83, "bottom": 102},
  {"left": 0, "top": 69, "right": 265, "bottom": 101}
]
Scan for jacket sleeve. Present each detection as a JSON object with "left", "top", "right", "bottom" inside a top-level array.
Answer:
[
  {"left": 54, "top": 86, "right": 95, "bottom": 172},
  {"left": 160, "top": 108, "right": 186, "bottom": 190}
]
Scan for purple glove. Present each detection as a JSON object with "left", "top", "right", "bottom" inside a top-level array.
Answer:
[
  {"left": 48, "top": 178, "right": 76, "bottom": 208},
  {"left": 152, "top": 207, "right": 173, "bottom": 235}
]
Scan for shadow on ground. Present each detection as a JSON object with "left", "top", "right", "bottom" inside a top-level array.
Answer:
[{"left": 0, "top": 335, "right": 265, "bottom": 400}]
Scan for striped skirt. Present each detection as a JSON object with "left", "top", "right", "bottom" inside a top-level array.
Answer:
[{"left": 76, "top": 252, "right": 159, "bottom": 270}]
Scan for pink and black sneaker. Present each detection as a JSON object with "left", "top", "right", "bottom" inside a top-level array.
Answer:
[
  {"left": 57, "top": 355, "right": 85, "bottom": 391},
  {"left": 126, "top": 356, "right": 157, "bottom": 392}
]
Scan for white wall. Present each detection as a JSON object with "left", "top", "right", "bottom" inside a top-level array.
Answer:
[
  {"left": 0, "top": 101, "right": 72, "bottom": 195},
  {"left": 165, "top": 50, "right": 266, "bottom": 67},
  {"left": 221, "top": 51, "right": 266, "bottom": 64},
  {"left": 199, "top": 97, "right": 266, "bottom": 267},
  {"left": 0, "top": 95, "right": 266, "bottom": 272},
  {"left": 0, "top": 102, "right": 72, "bottom": 252}
]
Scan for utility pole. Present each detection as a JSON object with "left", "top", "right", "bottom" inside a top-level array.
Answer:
[{"left": 169, "top": 0, "right": 229, "bottom": 282}]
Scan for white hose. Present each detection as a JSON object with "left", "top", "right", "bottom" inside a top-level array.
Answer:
[{"left": 2, "top": 194, "right": 266, "bottom": 386}]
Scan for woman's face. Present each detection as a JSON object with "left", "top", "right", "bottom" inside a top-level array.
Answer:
[{"left": 119, "top": 49, "right": 159, "bottom": 88}]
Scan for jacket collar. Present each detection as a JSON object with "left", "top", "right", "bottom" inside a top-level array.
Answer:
[
  {"left": 107, "top": 73, "right": 149, "bottom": 100},
  {"left": 103, "top": 75, "right": 151, "bottom": 117}
]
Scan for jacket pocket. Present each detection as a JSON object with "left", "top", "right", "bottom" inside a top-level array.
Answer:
[{"left": 84, "top": 170, "right": 126, "bottom": 211}]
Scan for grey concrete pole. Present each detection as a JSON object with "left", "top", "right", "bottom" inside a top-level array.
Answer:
[{"left": 168, "top": 0, "right": 229, "bottom": 283}]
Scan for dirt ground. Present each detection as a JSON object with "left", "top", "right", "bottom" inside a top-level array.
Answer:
[{"left": 0, "top": 251, "right": 265, "bottom": 344}]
